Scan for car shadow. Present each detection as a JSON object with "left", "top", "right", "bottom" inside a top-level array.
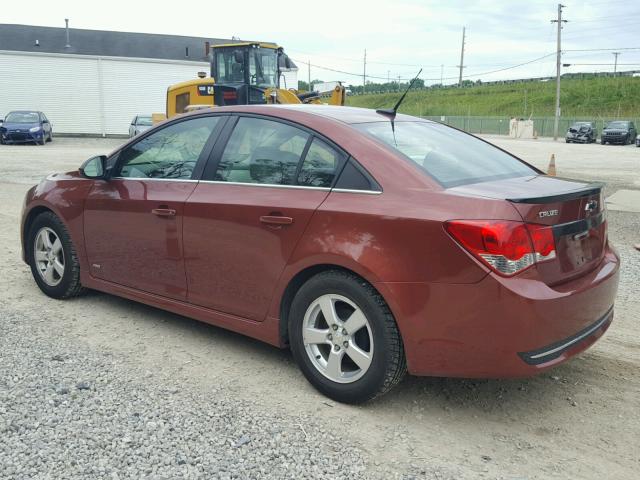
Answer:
[{"left": 71, "top": 289, "right": 624, "bottom": 421}]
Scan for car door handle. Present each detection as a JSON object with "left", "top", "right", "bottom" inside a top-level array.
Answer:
[
  {"left": 260, "top": 215, "right": 294, "bottom": 226},
  {"left": 151, "top": 208, "right": 176, "bottom": 217}
]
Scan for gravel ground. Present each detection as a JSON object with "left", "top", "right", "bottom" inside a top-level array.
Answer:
[
  {"left": 0, "top": 308, "right": 374, "bottom": 480},
  {"left": 1, "top": 137, "right": 639, "bottom": 479}
]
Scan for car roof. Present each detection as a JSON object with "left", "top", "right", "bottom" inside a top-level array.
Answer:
[
  {"left": 7, "top": 110, "right": 40, "bottom": 114},
  {"left": 204, "top": 104, "right": 430, "bottom": 125}
]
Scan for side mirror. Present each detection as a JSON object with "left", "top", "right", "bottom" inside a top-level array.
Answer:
[
  {"left": 42, "top": 119, "right": 49, "bottom": 124},
  {"left": 79, "top": 155, "right": 107, "bottom": 179}
]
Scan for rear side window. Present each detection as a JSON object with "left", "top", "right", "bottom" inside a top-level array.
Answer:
[
  {"left": 215, "top": 117, "right": 309, "bottom": 185},
  {"left": 355, "top": 121, "right": 536, "bottom": 188},
  {"left": 334, "top": 159, "right": 380, "bottom": 191},
  {"left": 297, "top": 138, "right": 344, "bottom": 187}
]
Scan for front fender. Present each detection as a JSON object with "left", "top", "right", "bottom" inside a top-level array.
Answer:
[{"left": 21, "top": 171, "right": 94, "bottom": 276}]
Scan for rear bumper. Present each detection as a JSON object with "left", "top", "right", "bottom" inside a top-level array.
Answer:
[
  {"left": 379, "top": 245, "right": 620, "bottom": 378},
  {"left": 518, "top": 307, "right": 612, "bottom": 365}
]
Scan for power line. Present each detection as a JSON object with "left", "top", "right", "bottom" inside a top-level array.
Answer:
[
  {"left": 566, "top": 63, "right": 640, "bottom": 66},
  {"left": 292, "top": 52, "right": 557, "bottom": 83},
  {"left": 564, "top": 47, "right": 640, "bottom": 52}
]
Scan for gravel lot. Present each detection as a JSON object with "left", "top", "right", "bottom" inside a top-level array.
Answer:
[{"left": 1, "top": 137, "right": 639, "bottom": 479}]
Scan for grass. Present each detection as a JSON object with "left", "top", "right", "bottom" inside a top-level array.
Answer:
[{"left": 345, "top": 76, "right": 640, "bottom": 119}]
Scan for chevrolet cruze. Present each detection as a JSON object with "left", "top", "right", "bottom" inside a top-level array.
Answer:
[{"left": 21, "top": 105, "right": 620, "bottom": 403}]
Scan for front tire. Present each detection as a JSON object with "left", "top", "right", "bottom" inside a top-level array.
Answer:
[
  {"left": 27, "top": 212, "right": 86, "bottom": 299},
  {"left": 289, "top": 270, "right": 406, "bottom": 404}
]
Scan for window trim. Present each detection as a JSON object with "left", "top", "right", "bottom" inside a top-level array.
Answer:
[
  {"left": 200, "top": 112, "right": 360, "bottom": 192},
  {"left": 108, "top": 113, "right": 230, "bottom": 181}
]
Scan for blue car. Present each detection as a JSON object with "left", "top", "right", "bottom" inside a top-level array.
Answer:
[{"left": 0, "top": 111, "right": 53, "bottom": 145}]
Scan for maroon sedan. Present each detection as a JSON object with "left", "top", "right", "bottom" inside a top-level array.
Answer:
[{"left": 21, "top": 105, "right": 620, "bottom": 403}]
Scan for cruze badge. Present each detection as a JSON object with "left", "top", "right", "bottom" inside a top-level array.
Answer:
[{"left": 538, "top": 209, "right": 559, "bottom": 218}]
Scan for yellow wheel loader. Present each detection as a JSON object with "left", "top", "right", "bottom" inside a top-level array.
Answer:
[{"left": 161, "top": 42, "right": 345, "bottom": 121}]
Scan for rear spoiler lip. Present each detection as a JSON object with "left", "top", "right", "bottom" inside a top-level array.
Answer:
[{"left": 507, "top": 181, "right": 604, "bottom": 204}]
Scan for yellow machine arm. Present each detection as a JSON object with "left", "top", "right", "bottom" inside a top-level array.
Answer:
[{"left": 265, "top": 85, "right": 346, "bottom": 106}]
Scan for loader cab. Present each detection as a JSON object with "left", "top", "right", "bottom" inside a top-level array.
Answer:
[{"left": 210, "top": 42, "right": 281, "bottom": 106}]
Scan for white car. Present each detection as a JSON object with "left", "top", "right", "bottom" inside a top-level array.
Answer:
[{"left": 128, "top": 115, "right": 153, "bottom": 138}]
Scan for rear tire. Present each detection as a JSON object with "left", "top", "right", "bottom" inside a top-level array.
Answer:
[
  {"left": 289, "top": 270, "right": 406, "bottom": 404},
  {"left": 27, "top": 212, "right": 87, "bottom": 299}
]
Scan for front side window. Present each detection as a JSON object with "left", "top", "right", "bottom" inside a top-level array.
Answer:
[
  {"left": 117, "top": 116, "right": 220, "bottom": 179},
  {"left": 215, "top": 117, "right": 309, "bottom": 185},
  {"left": 355, "top": 121, "right": 536, "bottom": 188}
]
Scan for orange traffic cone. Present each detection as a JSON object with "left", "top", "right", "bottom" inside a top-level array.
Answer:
[{"left": 547, "top": 154, "right": 557, "bottom": 176}]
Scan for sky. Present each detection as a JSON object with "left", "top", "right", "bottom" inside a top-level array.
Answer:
[{"left": 3, "top": 0, "right": 640, "bottom": 86}]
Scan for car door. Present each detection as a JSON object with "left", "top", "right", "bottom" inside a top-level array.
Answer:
[
  {"left": 83, "top": 115, "right": 226, "bottom": 300},
  {"left": 183, "top": 115, "right": 346, "bottom": 321}
]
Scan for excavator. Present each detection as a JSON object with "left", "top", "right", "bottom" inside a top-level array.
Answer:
[{"left": 162, "top": 42, "right": 346, "bottom": 120}]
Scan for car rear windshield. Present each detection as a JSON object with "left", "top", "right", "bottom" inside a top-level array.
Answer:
[
  {"left": 5, "top": 112, "right": 39, "bottom": 123},
  {"left": 354, "top": 121, "right": 536, "bottom": 187},
  {"left": 137, "top": 117, "right": 153, "bottom": 126}
]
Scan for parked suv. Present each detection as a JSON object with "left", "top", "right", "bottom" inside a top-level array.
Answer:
[
  {"left": 565, "top": 122, "right": 596, "bottom": 143},
  {"left": 601, "top": 121, "right": 637, "bottom": 145}
]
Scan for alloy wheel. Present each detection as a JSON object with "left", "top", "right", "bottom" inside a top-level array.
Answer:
[
  {"left": 302, "top": 294, "right": 374, "bottom": 383},
  {"left": 33, "top": 227, "right": 65, "bottom": 286}
]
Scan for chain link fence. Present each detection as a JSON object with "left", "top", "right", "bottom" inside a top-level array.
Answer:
[{"left": 421, "top": 116, "right": 640, "bottom": 138}]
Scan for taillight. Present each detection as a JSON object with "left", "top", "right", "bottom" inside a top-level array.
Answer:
[{"left": 445, "top": 220, "right": 556, "bottom": 276}]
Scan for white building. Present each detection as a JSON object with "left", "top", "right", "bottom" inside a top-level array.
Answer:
[{"left": 0, "top": 24, "right": 298, "bottom": 136}]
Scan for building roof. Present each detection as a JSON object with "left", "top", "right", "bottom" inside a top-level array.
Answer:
[{"left": 0, "top": 23, "right": 237, "bottom": 62}]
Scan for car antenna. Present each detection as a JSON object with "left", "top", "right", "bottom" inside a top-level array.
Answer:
[
  {"left": 376, "top": 69, "right": 422, "bottom": 143},
  {"left": 376, "top": 68, "right": 423, "bottom": 119}
]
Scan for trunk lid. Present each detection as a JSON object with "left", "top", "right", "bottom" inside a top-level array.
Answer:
[{"left": 449, "top": 175, "right": 607, "bottom": 284}]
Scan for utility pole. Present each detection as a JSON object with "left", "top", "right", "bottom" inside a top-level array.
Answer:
[
  {"left": 440, "top": 64, "right": 444, "bottom": 86},
  {"left": 308, "top": 59, "right": 311, "bottom": 92},
  {"left": 457, "top": 27, "right": 466, "bottom": 87},
  {"left": 612, "top": 52, "right": 621, "bottom": 76},
  {"left": 363, "top": 49, "right": 367, "bottom": 94},
  {"left": 551, "top": 4, "right": 567, "bottom": 141}
]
